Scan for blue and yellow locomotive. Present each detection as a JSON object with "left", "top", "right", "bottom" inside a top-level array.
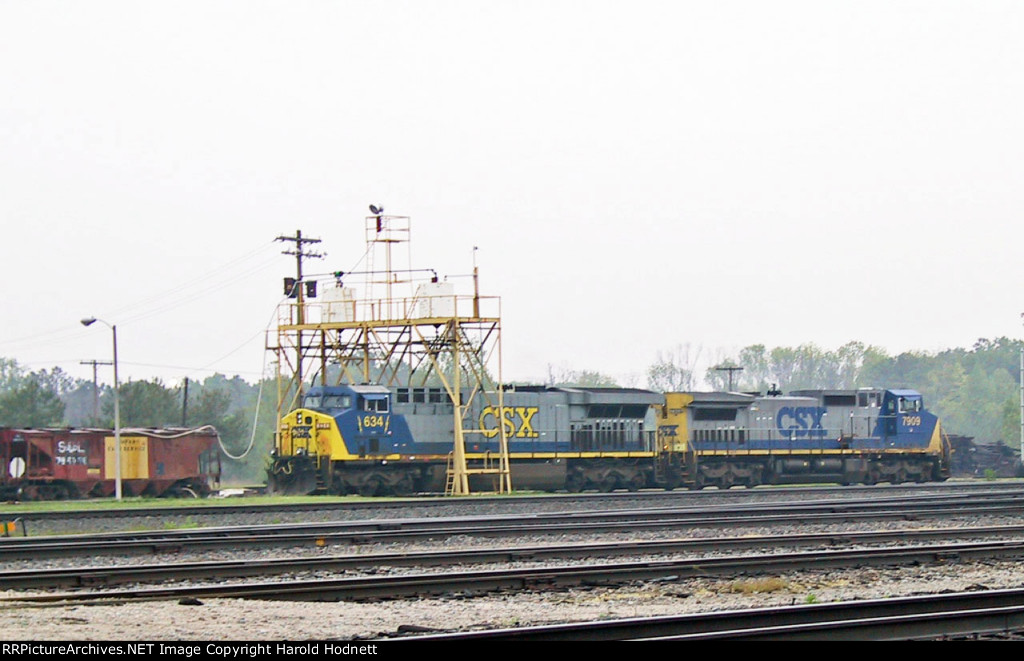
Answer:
[
  {"left": 665, "top": 387, "right": 951, "bottom": 489},
  {"left": 268, "top": 384, "right": 694, "bottom": 495},
  {"left": 267, "top": 384, "right": 950, "bottom": 495}
]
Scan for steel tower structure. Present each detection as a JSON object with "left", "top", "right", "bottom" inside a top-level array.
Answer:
[{"left": 267, "top": 212, "right": 511, "bottom": 495}]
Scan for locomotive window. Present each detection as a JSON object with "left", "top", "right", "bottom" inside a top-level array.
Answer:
[
  {"left": 824, "top": 395, "right": 856, "bottom": 406},
  {"left": 303, "top": 395, "right": 322, "bottom": 409},
  {"left": 363, "top": 397, "right": 389, "bottom": 413},
  {"left": 899, "top": 398, "right": 921, "bottom": 413},
  {"left": 322, "top": 395, "right": 351, "bottom": 410}
]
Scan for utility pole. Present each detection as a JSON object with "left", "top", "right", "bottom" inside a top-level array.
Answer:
[
  {"left": 80, "top": 359, "right": 112, "bottom": 423},
  {"left": 276, "top": 230, "right": 324, "bottom": 397},
  {"left": 714, "top": 365, "right": 744, "bottom": 392},
  {"left": 182, "top": 377, "right": 189, "bottom": 427}
]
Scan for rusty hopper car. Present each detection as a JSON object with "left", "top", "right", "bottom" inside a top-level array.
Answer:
[{"left": 0, "top": 426, "right": 222, "bottom": 500}]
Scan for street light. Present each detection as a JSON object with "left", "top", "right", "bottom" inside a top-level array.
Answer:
[{"left": 80, "top": 317, "right": 121, "bottom": 500}]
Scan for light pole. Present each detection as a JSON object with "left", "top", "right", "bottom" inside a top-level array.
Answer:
[{"left": 80, "top": 317, "right": 121, "bottom": 500}]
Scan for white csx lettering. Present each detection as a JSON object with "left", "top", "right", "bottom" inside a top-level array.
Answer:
[{"left": 479, "top": 406, "right": 539, "bottom": 438}]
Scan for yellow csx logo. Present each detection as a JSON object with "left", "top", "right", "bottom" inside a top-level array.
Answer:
[{"left": 479, "top": 406, "right": 539, "bottom": 438}]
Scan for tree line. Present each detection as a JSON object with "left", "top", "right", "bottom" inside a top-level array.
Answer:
[
  {"left": 2, "top": 337, "right": 1022, "bottom": 486},
  {"left": 556, "top": 337, "right": 1024, "bottom": 450}
]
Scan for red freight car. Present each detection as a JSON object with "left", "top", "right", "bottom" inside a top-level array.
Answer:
[{"left": 0, "top": 426, "right": 222, "bottom": 500}]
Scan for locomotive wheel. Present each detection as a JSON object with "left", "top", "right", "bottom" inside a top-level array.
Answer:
[
  {"left": 359, "top": 476, "right": 383, "bottom": 497},
  {"left": 392, "top": 474, "right": 415, "bottom": 497},
  {"left": 626, "top": 474, "right": 645, "bottom": 492},
  {"left": 597, "top": 475, "right": 618, "bottom": 493},
  {"left": 565, "top": 472, "right": 584, "bottom": 493}
]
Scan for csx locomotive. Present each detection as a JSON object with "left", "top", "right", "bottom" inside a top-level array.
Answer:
[{"left": 267, "top": 383, "right": 951, "bottom": 495}]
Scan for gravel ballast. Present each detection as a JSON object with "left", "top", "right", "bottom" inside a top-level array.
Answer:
[{"left": 4, "top": 486, "right": 1024, "bottom": 641}]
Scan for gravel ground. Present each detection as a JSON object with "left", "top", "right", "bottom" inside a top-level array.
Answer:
[
  {"left": 4, "top": 487, "right": 1024, "bottom": 641},
  {"left": 5, "top": 561, "right": 1024, "bottom": 641}
]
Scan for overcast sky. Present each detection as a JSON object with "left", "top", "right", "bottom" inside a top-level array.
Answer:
[{"left": 2, "top": 1, "right": 1023, "bottom": 389}]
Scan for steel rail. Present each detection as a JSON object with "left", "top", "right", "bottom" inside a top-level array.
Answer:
[
  {"left": 389, "top": 588, "right": 1024, "bottom": 641},
  {"left": 3, "top": 495, "right": 1024, "bottom": 560},
  {"left": 1, "top": 482, "right": 1020, "bottom": 525},
  {"left": 6, "top": 539, "right": 1024, "bottom": 606},
  {"left": 4, "top": 523, "right": 1024, "bottom": 590}
]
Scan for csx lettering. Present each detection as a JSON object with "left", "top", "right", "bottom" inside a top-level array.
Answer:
[
  {"left": 658, "top": 425, "right": 679, "bottom": 438},
  {"left": 902, "top": 416, "right": 922, "bottom": 427},
  {"left": 776, "top": 406, "right": 827, "bottom": 439},
  {"left": 480, "top": 406, "right": 539, "bottom": 438},
  {"left": 291, "top": 425, "right": 312, "bottom": 439}
]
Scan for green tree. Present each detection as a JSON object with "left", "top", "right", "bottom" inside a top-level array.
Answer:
[
  {"left": 218, "top": 376, "right": 281, "bottom": 486},
  {"left": 648, "top": 344, "right": 701, "bottom": 391},
  {"left": 184, "top": 387, "right": 233, "bottom": 427},
  {"left": 546, "top": 364, "right": 619, "bottom": 387},
  {"left": 104, "top": 378, "right": 179, "bottom": 427},
  {"left": 0, "top": 373, "right": 66, "bottom": 427},
  {"left": 0, "top": 358, "right": 25, "bottom": 392}
]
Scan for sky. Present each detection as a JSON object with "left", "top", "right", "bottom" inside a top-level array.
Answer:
[{"left": 2, "top": 1, "right": 1024, "bottom": 389}]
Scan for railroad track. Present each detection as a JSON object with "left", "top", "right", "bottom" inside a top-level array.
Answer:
[
  {"left": 392, "top": 588, "right": 1024, "bottom": 641},
  {"left": 3, "top": 490, "right": 1024, "bottom": 560},
  {"left": 6, "top": 539, "right": 1024, "bottom": 607},
  {"left": 5, "top": 524, "right": 1024, "bottom": 590},
  {"left": 5, "top": 481, "right": 1024, "bottom": 640},
  {"left": 2, "top": 481, "right": 1021, "bottom": 528}
]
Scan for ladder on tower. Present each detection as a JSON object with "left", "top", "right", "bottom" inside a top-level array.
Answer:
[{"left": 445, "top": 451, "right": 512, "bottom": 496}]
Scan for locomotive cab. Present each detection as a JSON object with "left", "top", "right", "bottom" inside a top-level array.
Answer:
[
  {"left": 288, "top": 384, "right": 400, "bottom": 457},
  {"left": 301, "top": 389, "right": 354, "bottom": 413}
]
